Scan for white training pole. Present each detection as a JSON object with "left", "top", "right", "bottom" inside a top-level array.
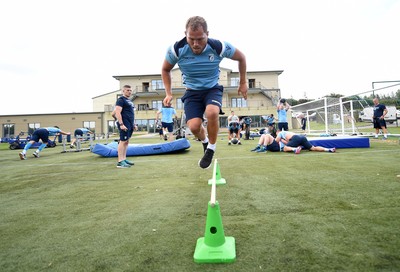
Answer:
[
  {"left": 324, "top": 97, "right": 329, "bottom": 134},
  {"left": 210, "top": 160, "right": 217, "bottom": 207},
  {"left": 350, "top": 100, "right": 356, "bottom": 134},
  {"left": 339, "top": 97, "right": 345, "bottom": 135}
]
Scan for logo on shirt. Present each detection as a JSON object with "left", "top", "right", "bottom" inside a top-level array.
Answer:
[{"left": 208, "top": 54, "right": 215, "bottom": 62}]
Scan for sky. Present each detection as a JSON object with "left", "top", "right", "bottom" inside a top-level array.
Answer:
[{"left": 1, "top": 0, "right": 399, "bottom": 115}]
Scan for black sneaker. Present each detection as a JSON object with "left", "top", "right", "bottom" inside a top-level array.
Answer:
[
  {"left": 198, "top": 149, "right": 214, "bottom": 169},
  {"left": 202, "top": 142, "right": 208, "bottom": 153}
]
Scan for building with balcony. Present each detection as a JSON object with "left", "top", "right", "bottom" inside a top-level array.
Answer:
[
  {"left": 94, "top": 67, "right": 285, "bottom": 134},
  {"left": 0, "top": 67, "right": 286, "bottom": 139}
]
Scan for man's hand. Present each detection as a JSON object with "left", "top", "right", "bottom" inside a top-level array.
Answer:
[
  {"left": 163, "top": 95, "right": 173, "bottom": 106},
  {"left": 238, "top": 83, "right": 248, "bottom": 100}
]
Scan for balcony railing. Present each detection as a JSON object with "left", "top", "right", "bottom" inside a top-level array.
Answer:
[{"left": 133, "top": 80, "right": 275, "bottom": 93}]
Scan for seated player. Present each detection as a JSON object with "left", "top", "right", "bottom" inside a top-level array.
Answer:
[{"left": 250, "top": 133, "right": 280, "bottom": 153}]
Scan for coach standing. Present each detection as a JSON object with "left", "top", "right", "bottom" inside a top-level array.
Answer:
[
  {"left": 372, "top": 97, "right": 388, "bottom": 140},
  {"left": 113, "top": 85, "right": 135, "bottom": 168}
]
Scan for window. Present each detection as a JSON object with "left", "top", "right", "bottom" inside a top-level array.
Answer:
[
  {"left": 142, "top": 82, "right": 149, "bottom": 92},
  {"left": 151, "top": 80, "right": 164, "bottom": 90},
  {"left": 28, "top": 123, "right": 40, "bottom": 134},
  {"left": 231, "top": 98, "right": 247, "bottom": 108},
  {"left": 104, "top": 104, "right": 114, "bottom": 112},
  {"left": 135, "top": 119, "right": 148, "bottom": 132},
  {"left": 152, "top": 100, "right": 163, "bottom": 110},
  {"left": 2, "top": 123, "right": 15, "bottom": 138},
  {"left": 137, "top": 104, "right": 150, "bottom": 111},
  {"left": 176, "top": 98, "right": 183, "bottom": 110},
  {"left": 107, "top": 120, "right": 117, "bottom": 134},
  {"left": 249, "top": 79, "right": 256, "bottom": 88},
  {"left": 230, "top": 77, "right": 240, "bottom": 87},
  {"left": 83, "top": 121, "right": 95, "bottom": 133}
]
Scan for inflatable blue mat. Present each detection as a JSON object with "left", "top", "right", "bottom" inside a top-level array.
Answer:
[
  {"left": 92, "top": 138, "right": 191, "bottom": 157},
  {"left": 308, "top": 136, "right": 370, "bottom": 149}
]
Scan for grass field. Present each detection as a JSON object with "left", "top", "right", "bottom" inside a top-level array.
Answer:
[{"left": 1, "top": 130, "right": 400, "bottom": 272}]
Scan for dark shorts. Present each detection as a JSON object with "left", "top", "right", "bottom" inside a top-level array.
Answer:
[
  {"left": 181, "top": 85, "right": 223, "bottom": 121},
  {"left": 266, "top": 140, "right": 280, "bottom": 152},
  {"left": 31, "top": 128, "right": 50, "bottom": 143},
  {"left": 162, "top": 122, "right": 174, "bottom": 133},
  {"left": 118, "top": 124, "right": 133, "bottom": 141},
  {"left": 74, "top": 129, "right": 83, "bottom": 137},
  {"left": 373, "top": 118, "right": 387, "bottom": 129},
  {"left": 278, "top": 122, "right": 289, "bottom": 131},
  {"left": 286, "top": 135, "right": 313, "bottom": 150}
]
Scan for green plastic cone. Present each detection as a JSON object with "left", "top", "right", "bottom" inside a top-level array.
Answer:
[
  {"left": 193, "top": 201, "right": 236, "bottom": 263},
  {"left": 208, "top": 160, "right": 226, "bottom": 185}
]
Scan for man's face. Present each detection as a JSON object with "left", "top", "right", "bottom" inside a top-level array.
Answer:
[
  {"left": 185, "top": 26, "right": 208, "bottom": 55},
  {"left": 373, "top": 99, "right": 378, "bottom": 105},
  {"left": 122, "top": 87, "right": 132, "bottom": 98}
]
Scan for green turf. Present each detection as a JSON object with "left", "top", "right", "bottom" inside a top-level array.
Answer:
[{"left": 1, "top": 132, "right": 399, "bottom": 271}]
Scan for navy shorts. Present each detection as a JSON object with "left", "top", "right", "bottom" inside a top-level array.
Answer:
[
  {"left": 31, "top": 128, "right": 50, "bottom": 143},
  {"left": 181, "top": 85, "right": 223, "bottom": 121},
  {"left": 74, "top": 129, "right": 83, "bottom": 137},
  {"left": 373, "top": 118, "right": 386, "bottom": 129},
  {"left": 118, "top": 124, "right": 133, "bottom": 141},
  {"left": 287, "top": 135, "right": 313, "bottom": 150},
  {"left": 278, "top": 122, "right": 289, "bottom": 131},
  {"left": 266, "top": 140, "right": 280, "bottom": 152},
  {"left": 162, "top": 122, "right": 174, "bottom": 133}
]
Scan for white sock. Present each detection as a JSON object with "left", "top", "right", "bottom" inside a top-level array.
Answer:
[
  {"left": 201, "top": 137, "right": 209, "bottom": 144},
  {"left": 208, "top": 143, "right": 216, "bottom": 151}
]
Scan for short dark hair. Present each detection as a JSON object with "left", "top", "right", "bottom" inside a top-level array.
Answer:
[
  {"left": 123, "top": 85, "right": 131, "bottom": 89},
  {"left": 186, "top": 16, "right": 208, "bottom": 32}
]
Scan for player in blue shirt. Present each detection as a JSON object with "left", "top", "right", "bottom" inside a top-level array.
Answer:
[
  {"left": 372, "top": 98, "right": 388, "bottom": 139},
  {"left": 156, "top": 102, "right": 177, "bottom": 141},
  {"left": 113, "top": 85, "right": 135, "bottom": 168},
  {"left": 277, "top": 98, "right": 291, "bottom": 132},
  {"left": 19, "top": 126, "right": 70, "bottom": 160},
  {"left": 161, "top": 16, "right": 248, "bottom": 169},
  {"left": 70, "top": 127, "right": 93, "bottom": 148}
]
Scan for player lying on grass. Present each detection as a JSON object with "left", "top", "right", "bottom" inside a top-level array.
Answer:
[{"left": 275, "top": 131, "right": 336, "bottom": 154}]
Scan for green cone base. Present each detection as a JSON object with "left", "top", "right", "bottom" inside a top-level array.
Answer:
[
  {"left": 194, "top": 236, "right": 236, "bottom": 263},
  {"left": 208, "top": 177, "right": 226, "bottom": 185}
]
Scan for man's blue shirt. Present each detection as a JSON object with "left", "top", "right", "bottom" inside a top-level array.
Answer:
[
  {"left": 116, "top": 96, "right": 135, "bottom": 129},
  {"left": 158, "top": 107, "right": 176, "bottom": 123},
  {"left": 46, "top": 127, "right": 61, "bottom": 136},
  {"left": 277, "top": 109, "right": 288, "bottom": 123},
  {"left": 165, "top": 38, "right": 236, "bottom": 90}
]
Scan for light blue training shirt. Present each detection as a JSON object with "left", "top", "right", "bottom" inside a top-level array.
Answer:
[
  {"left": 158, "top": 107, "right": 177, "bottom": 123},
  {"left": 277, "top": 109, "right": 288, "bottom": 123},
  {"left": 46, "top": 127, "right": 61, "bottom": 136},
  {"left": 165, "top": 37, "right": 236, "bottom": 90}
]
